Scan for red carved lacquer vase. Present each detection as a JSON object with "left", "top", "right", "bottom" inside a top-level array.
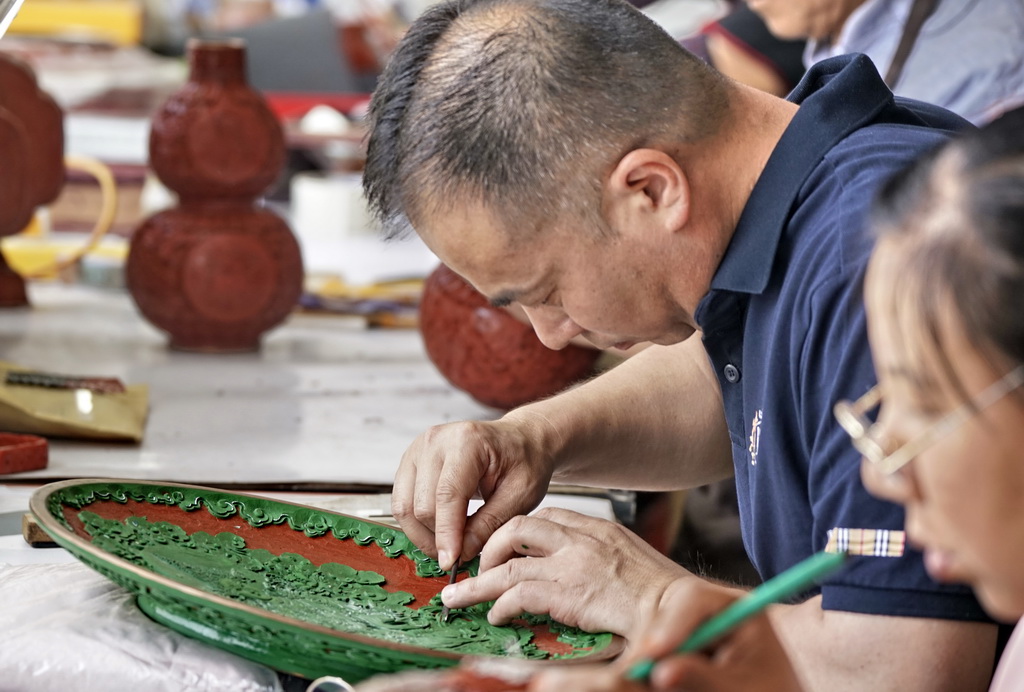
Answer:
[
  {"left": 126, "top": 39, "right": 302, "bottom": 351},
  {"left": 0, "top": 54, "right": 64, "bottom": 307},
  {"left": 419, "top": 264, "right": 600, "bottom": 410}
]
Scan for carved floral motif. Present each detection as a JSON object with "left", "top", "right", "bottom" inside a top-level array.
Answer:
[{"left": 35, "top": 481, "right": 617, "bottom": 682}]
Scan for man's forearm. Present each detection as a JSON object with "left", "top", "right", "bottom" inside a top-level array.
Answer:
[
  {"left": 769, "top": 597, "right": 996, "bottom": 692},
  {"left": 505, "top": 336, "right": 733, "bottom": 490}
]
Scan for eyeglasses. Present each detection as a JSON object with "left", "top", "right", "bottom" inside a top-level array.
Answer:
[{"left": 834, "top": 364, "right": 1024, "bottom": 475}]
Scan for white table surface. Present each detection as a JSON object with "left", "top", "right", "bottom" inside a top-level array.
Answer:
[
  {"left": 0, "top": 284, "right": 617, "bottom": 689},
  {"left": 0, "top": 282, "right": 496, "bottom": 488}
]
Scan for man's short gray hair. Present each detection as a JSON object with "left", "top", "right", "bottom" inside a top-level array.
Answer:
[{"left": 363, "top": 0, "right": 729, "bottom": 240}]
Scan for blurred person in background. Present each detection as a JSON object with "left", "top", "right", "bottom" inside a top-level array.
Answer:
[
  {"left": 747, "top": 0, "right": 1024, "bottom": 124},
  {"left": 630, "top": 0, "right": 807, "bottom": 97}
]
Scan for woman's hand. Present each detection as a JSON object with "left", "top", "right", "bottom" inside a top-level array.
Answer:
[{"left": 528, "top": 579, "right": 805, "bottom": 692}]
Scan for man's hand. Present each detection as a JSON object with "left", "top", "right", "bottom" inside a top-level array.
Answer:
[
  {"left": 440, "top": 508, "right": 688, "bottom": 636},
  {"left": 391, "top": 414, "right": 557, "bottom": 570},
  {"left": 393, "top": 338, "right": 733, "bottom": 572}
]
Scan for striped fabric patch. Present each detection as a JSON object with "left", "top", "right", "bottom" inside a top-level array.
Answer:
[{"left": 825, "top": 528, "right": 906, "bottom": 557}]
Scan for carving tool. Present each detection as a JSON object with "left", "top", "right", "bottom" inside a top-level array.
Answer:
[
  {"left": 626, "top": 550, "right": 847, "bottom": 682},
  {"left": 440, "top": 560, "right": 460, "bottom": 623}
]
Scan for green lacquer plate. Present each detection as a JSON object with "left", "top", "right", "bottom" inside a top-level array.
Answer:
[{"left": 30, "top": 479, "right": 621, "bottom": 682}]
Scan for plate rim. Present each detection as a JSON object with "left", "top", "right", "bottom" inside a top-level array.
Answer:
[{"left": 29, "top": 477, "right": 620, "bottom": 667}]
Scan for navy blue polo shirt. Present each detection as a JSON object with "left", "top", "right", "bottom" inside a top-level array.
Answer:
[{"left": 694, "top": 55, "right": 989, "bottom": 620}]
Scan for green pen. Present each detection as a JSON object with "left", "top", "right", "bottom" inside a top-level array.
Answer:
[{"left": 625, "top": 550, "right": 847, "bottom": 682}]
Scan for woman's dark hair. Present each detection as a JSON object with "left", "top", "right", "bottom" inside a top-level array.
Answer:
[{"left": 871, "top": 106, "right": 1024, "bottom": 393}]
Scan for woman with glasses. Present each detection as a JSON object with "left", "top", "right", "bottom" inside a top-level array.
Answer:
[{"left": 851, "top": 103, "right": 1024, "bottom": 691}]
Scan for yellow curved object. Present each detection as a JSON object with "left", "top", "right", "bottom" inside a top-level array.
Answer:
[
  {"left": 11, "top": 154, "right": 119, "bottom": 280},
  {"left": 7, "top": 0, "right": 142, "bottom": 46}
]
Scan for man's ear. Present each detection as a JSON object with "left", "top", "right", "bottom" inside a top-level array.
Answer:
[{"left": 604, "top": 148, "right": 690, "bottom": 236}]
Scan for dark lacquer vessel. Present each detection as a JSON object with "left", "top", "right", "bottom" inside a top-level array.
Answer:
[{"left": 126, "top": 39, "right": 303, "bottom": 351}]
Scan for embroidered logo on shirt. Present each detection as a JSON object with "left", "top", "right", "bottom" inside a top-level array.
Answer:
[
  {"left": 825, "top": 528, "right": 906, "bottom": 557},
  {"left": 748, "top": 409, "right": 763, "bottom": 466}
]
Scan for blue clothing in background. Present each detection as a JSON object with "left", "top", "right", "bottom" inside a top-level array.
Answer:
[
  {"left": 695, "top": 54, "right": 990, "bottom": 621},
  {"left": 805, "top": 0, "right": 1024, "bottom": 124}
]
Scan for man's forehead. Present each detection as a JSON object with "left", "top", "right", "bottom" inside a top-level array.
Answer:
[
  {"left": 418, "top": 197, "right": 558, "bottom": 259},
  {"left": 417, "top": 203, "right": 509, "bottom": 262},
  {"left": 415, "top": 202, "right": 548, "bottom": 294}
]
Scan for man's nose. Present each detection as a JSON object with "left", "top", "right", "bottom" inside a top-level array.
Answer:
[{"left": 521, "top": 306, "right": 584, "bottom": 350}]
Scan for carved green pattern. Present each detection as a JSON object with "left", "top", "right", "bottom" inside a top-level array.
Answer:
[
  {"left": 80, "top": 511, "right": 550, "bottom": 658},
  {"left": 37, "top": 481, "right": 614, "bottom": 682},
  {"left": 43, "top": 483, "right": 441, "bottom": 573}
]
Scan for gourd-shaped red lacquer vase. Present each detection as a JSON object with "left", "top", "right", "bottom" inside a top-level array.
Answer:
[{"left": 126, "top": 39, "right": 303, "bottom": 351}]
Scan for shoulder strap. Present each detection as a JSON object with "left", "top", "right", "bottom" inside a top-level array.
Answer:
[{"left": 885, "top": 0, "right": 940, "bottom": 88}]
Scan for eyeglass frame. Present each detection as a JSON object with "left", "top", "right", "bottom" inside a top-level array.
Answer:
[{"left": 834, "top": 364, "right": 1024, "bottom": 475}]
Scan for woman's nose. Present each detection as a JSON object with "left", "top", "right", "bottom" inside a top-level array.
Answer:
[{"left": 860, "top": 452, "right": 915, "bottom": 505}]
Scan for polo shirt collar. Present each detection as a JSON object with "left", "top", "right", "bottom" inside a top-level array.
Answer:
[{"left": 708, "top": 54, "right": 894, "bottom": 296}]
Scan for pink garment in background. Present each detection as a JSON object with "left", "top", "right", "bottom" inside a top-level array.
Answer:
[{"left": 991, "top": 621, "right": 1024, "bottom": 692}]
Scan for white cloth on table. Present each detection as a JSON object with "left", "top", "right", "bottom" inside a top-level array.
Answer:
[{"left": 0, "top": 562, "right": 283, "bottom": 692}]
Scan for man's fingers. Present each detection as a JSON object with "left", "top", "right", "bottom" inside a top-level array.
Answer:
[
  {"left": 390, "top": 419, "right": 552, "bottom": 572},
  {"left": 433, "top": 457, "right": 491, "bottom": 569},
  {"left": 433, "top": 490, "right": 470, "bottom": 571},
  {"left": 477, "top": 515, "right": 570, "bottom": 571},
  {"left": 390, "top": 452, "right": 416, "bottom": 523},
  {"left": 486, "top": 580, "right": 564, "bottom": 625},
  {"left": 391, "top": 459, "right": 438, "bottom": 559},
  {"left": 410, "top": 450, "right": 445, "bottom": 532},
  {"left": 400, "top": 518, "right": 440, "bottom": 561},
  {"left": 530, "top": 506, "right": 601, "bottom": 529},
  {"left": 441, "top": 554, "right": 536, "bottom": 608}
]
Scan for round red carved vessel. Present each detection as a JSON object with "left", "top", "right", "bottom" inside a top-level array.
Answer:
[
  {"left": 126, "top": 40, "right": 303, "bottom": 351},
  {"left": 0, "top": 107, "right": 31, "bottom": 307},
  {"left": 0, "top": 54, "right": 64, "bottom": 208},
  {"left": 419, "top": 264, "right": 600, "bottom": 410},
  {"left": 0, "top": 54, "right": 64, "bottom": 307}
]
